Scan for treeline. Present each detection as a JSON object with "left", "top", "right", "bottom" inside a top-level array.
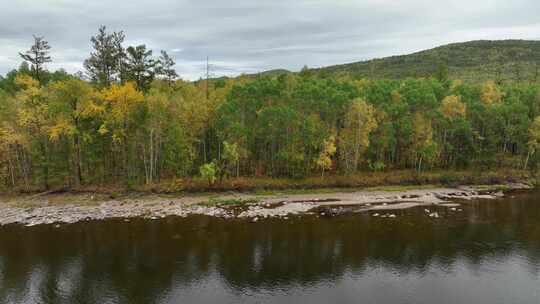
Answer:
[{"left": 1, "top": 28, "right": 540, "bottom": 191}]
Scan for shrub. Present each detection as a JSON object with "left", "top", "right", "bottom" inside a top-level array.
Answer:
[{"left": 199, "top": 163, "right": 217, "bottom": 186}]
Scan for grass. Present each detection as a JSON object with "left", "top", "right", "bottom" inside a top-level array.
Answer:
[
  {"left": 139, "top": 169, "right": 528, "bottom": 194},
  {"left": 1, "top": 169, "right": 530, "bottom": 198},
  {"left": 0, "top": 169, "right": 530, "bottom": 209},
  {"left": 362, "top": 184, "right": 439, "bottom": 192},
  {"left": 1, "top": 192, "right": 110, "bottom": 208},
  {"left": 197, "top": 198, "right": 259, "bottom": 207}
]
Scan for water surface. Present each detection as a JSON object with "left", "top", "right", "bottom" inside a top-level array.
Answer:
[{"left": 1, "top": 192, "right": 540, "bottom": 303}]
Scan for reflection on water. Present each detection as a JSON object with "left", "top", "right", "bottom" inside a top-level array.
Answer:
[{"left": 1, "top": 192, "right": 540, "bottom": 304}]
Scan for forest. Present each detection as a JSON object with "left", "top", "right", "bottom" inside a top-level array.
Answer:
[{"left": 1, "top": 27, "right": 540, "bottom": 192}]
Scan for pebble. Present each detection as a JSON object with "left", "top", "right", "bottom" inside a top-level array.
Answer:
[{"left": 0, "top": 184, "right": 525, "bottom": 227}]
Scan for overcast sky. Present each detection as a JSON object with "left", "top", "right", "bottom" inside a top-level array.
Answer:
[{"left": 1, "top": 0, "right": 540, "bottom": 80}]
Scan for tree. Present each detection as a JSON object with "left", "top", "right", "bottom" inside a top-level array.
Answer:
[
  {"left": 435, "top": 61, "right": 449, "bottom": 84},
  {"left": 316, "top": 136, "right": 336, "bottom": 177},
  {"left": 124, "top": 45, "right": 157, "bottom": 92},
  {"left": 19, "top": 36, "right": 52, "bottom": 85},
  {"left": 525, "top": 116, "right": 540, "bottom": 170},
  {"left": 0, "top": 88, "right": 29, "bottom": 188},
  {"left": 440, "top": 95, "right": 466, "bottom": 120},
  {"left": 481, "top": 81, "right": 504, "bottom": 106},
  {"left": 47, "top": 78, "right": 99, "bottom": 186},
  {"left": 339, "top": 99, "right": 378, "bottom": 172},
  {"left": 156, "top": 50, "right": 178, "bottom": 84},
  {"left": 101, "top": 82, "right": 145, "bottom": 181},
  {"left": 411, "top": 113, "right": 437, "bottom": 172},
  {"left": 14, "top": 75, "right": 51, "bottom": 189},
  {"left": 200, "top": 162, "right": 217, "bottom": 186},
  {"left": 214, "top": 141, "right": 240, "bottom": 182},
  {"left": 142, "top": 82, "right": 195, "bottom": 183},
  {"left": 84, "top": 26, "right": 125, "bottom": 87}
]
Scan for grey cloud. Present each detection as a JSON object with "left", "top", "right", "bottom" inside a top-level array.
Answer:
[{"left": 1, "top": 0, "right": 540, "bottom": 79}]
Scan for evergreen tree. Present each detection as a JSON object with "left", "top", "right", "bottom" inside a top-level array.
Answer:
[
  {"left": 124, "top": 45, "right": 157, "bottom": 92},
  {"left": 84, "top": 26, "right": 125, "bottom": 87},
  {"left": 156, "top": 50, "right": 178, "bottom": 84},
  {"left": 18, "top": 36, "right": 51, "bottom": 85}
]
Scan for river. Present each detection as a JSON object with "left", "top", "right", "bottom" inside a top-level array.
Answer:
[{"left": 1, "top": 191, "right": 539, "bottom": 303}]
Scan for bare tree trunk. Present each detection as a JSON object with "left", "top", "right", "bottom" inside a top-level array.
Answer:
[
  {"left": 73, "top": 134, "right": 82, "bottom": 187},
  {"left": 524, "top": 149, "right": 533, "bottom": 170},
  {"left": 39, "top": 139, "right": 49, "bottom": 190},
  {"left": 149, "top": 129, "right": 154, "bottom": 184},
  {"left": 7, "top": 149, "right": 15, "bottom": 187}
]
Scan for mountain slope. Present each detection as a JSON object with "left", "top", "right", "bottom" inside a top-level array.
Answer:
[{"left": 310, "top": 40, "right": 540, "bottom": 82}]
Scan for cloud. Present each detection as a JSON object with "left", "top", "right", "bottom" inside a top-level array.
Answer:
[{"left": 1, "top": 0, "right": 539, "bottom": 80}]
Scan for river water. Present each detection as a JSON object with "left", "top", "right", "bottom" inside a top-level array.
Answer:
[{"left": 1, "top": 192, "right": 539, "bottom": 304}]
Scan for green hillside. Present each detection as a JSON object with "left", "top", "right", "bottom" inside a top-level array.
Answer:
[{"left": 309, "top": 40, "right": 540, "bottom": 82}]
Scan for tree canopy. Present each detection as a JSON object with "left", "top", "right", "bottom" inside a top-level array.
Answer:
[{"left": 1, "top": 29, "right": 540, "bottom": 190}]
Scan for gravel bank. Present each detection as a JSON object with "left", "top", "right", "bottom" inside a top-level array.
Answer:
[{"left": 0, "top": 183, "right": 531, "bottom": 227}]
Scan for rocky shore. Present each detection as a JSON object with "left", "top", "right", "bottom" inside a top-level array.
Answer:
[{"left": 0, "top": 183, "right": 531, "bottom": 227}]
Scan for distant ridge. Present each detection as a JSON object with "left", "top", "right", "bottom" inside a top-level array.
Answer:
[
  {"left": 312, "top": 40, "right": 540, "bottom": 82},
  {"left": 251, "top": 40, "right": 540, "bottom": 82}
]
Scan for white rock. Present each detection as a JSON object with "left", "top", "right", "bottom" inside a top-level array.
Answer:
[{"left": 429, "top": 212, "right": 440, "bottom": 218}]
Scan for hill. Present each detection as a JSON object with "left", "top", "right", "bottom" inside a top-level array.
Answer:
[{"left": 307, "top": 40, "right": 540, "bottom": 82}]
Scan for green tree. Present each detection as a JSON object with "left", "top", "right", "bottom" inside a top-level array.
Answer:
[
  {"left": 124, "top": 45, "right": 157, "bottom": 92},
  {"left": 84, "top": 26, "right": 125, "bottom": 87},
  {"left": 19, "top": 36, "right": 52, "bottom": 85},
  {"left": 200, "top": 162, "right": 217, "bottom": 186},
  {"left": 525, "top": 116, "right": 540, "bottom": 170},
  {"left": 156, "top": 50, "right": 178, "bottom": 84}
]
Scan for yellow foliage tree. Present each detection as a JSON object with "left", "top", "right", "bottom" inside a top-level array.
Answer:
[
  {"left": 525, "top": 116, "right": 540, "bottom": 170},
  {"left": 316, "top": 136, "right": 336, "bottom": 177},
  {"left": 47, "top": 78, "right": 98, "bottom": 185},
  {"left": 440, "top": 95, "right": 466, "bottom": 120},
  {"left": 411, "top": 113, "right": 438, "bottom": 172},
  {"left": 0, "top": 125, "right": 29, "bottom": 187},
  {"left": 481, "top": 81, "right": 504, "bottom": 106},
  {"left": 339, "top": 99, "right": 378, "bottom": 172},
  {"left": 14, "top": 74, "right": 52, "bottom": 188},
  {"left": 101, "top": 82, "right": 144, "bottom": 180},
  {"left": 15, "top": 75, "right": 48, "bottom": 131},
  {"left": 101, "top": 82, "right": 144, "bottom": 143}
]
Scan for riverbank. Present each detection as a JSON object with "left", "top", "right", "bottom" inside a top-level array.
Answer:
[
  {"left": 2, "top": 169, "right": 529, "bottom": 195},
  {"left": 0, "top": 182, "right": 532, "bottom": 227}
]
